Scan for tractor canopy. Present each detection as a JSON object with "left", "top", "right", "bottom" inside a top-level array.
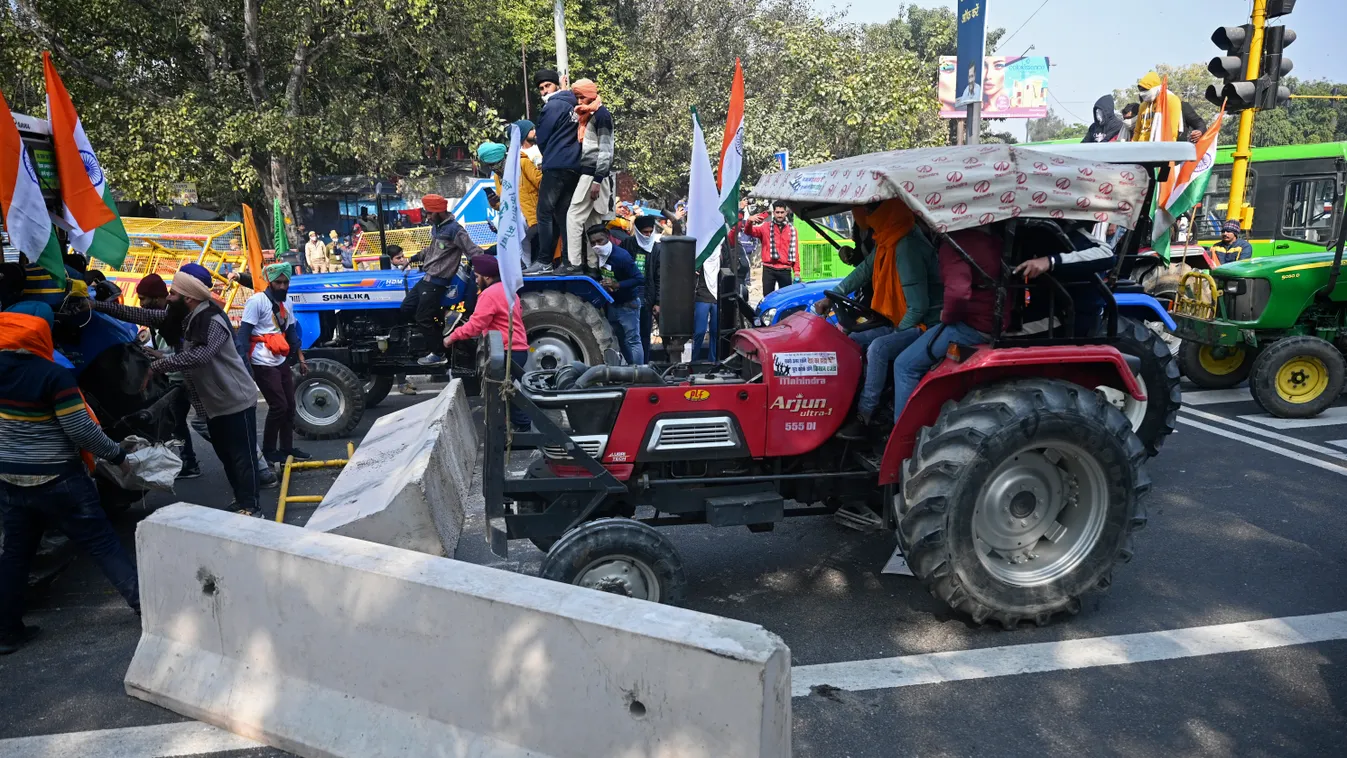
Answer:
[{"left": 751, "top": 142, "right": 1196, "bottom": 232}]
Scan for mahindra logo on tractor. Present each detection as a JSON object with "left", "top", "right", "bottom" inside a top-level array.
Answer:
[
  {"left": 1099, "top": 182, "right": 1114, "bottom": 195},
  {"left": 979, "top": 213, "right": 995, "bottom": 224},
  {"left": 917, "top": 165, "right": 934, "bottom": 174},
  {"left": 951, "top": 202, "right": 968, "bottom": 215},
  {"left": 925, "top": 192, "right": 943, "bottom": 206},
  {"left": 999, "top": 191, "right": 1016, "bottom": 203},
  {"left": 770, "top": 394, "right": 833, "bottom": 417},
  {"left": 974, "top": 180, "right": 991, "bottom": 193},
  {"left": 965, "top": 156, "right": 982, "bottom": 164},
  {"left": 1051, "top": 157, "right": 1066, "bottom": 165},
  {"left": 1119, "top": 200, "right": 1134, "bottom": 212},
  {"left": 1078, "top": 167, "right": 1094, "bottom": 176},
  {"left": 1010, "top": 206, "right": 1023, "bottom": 217},
  {"left": 1033, "top": 162, "right": 1048, "bottom": 171},
  {"left": 1075, "top": 197, "right": 1091, "bottom": 209},
  {"left": 1121, "top": 171, "right": 1136, "bottom": 182},
  {"left": 1016, "top": 173, "right": 1028, "bottom": 185},
  {"left": 1050, "top": 210, "right": 1065, "bottom": 219},
  {"left": 933, "top": 156, "right": 950, "bottom": 163},
  {"left": 1055, "top": 178, "right": 1071, "bottom": 190},
  {"left": 994, "top": 161, "right": 1011, "bottom": 171},
  {"left": 946, "top": 171, "right": 963, "bottom": 183},
  {"left": 901, "top": 181, "right": 916, "bottom": 193},
  {"left": 1095, "top": 212, "right": 1109, "bottom": 222},
  {"left": 1032, "top": 191, "right": 1048, "bottom": 204}
]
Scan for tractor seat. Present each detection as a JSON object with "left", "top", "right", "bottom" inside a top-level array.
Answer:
[{"left": 1113, "top": 279, "right": 1145, "bottom": 295}]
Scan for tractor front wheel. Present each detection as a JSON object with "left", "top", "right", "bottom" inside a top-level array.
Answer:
[
  {"left": 1249, "top": 336, "right": 1346, "bottom": 419},
  {"left": 1101, "top": 317, "right": 1182, "bottom": 457},
  {"left": 1179, "top": 340, "right": 1257, "bottom": 389},
  {"left": 898, "top": 379, "right": 1148, "bottom": 628},
  {"left": 540, "top": 518, "right": 686, "bottom": 604},
  {"left": 294, "top": 358, "right": 366, "bottom": 440}
]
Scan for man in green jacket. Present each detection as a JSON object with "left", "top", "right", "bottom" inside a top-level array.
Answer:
[{"left": 813, "top": 226, "right": 942, "bottom": 438}]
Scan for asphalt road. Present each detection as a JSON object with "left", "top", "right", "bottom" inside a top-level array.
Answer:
[{"left": 2, "top": 381, "right": 1345, "bottom": 757}]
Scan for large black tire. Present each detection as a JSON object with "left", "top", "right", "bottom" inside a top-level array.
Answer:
[
  {"left": 1179, "top": 340, "right": 1257, "bottom": 389},
  {"left": 898, "top": 379, "right": 1149, "bottom": 628},
  {"left": 1108, "top": 317, "right": 1182, "bottom": 457},
  {"left": 540, "top": 518, "right": 687, "bottom": 604},
  {"left": 520, "top": 290, "right": 616, "bottom": 370},
  {"left": 363, "top": 375, "right": 394, "bottom": 408},
  {"left": 1248, "top": 336, "right": 1346, "bottom": 419},
  {"left": 294, "top": 358, "right": 366, "bottom": 440}
]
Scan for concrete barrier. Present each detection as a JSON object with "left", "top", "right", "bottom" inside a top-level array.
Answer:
[
  {"left": 126, "top": 505, "right": 791, "bottom": 758},
  {"left": 305, "top": 379, "right": 475, "bottom": 556}
]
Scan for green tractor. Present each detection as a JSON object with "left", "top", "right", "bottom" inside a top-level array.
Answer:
[{"left": 1173, "top": 218, "right": 1347, "bottom": 418}]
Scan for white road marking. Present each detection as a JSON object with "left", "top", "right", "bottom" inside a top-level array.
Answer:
[
  {"left": 1181, "top": 388, "right": 1256, "bottom": 406},
  {"left": 792, "top": 611, "right": 1347, "bottom": 697},
  {"left": 0, "top": 721, "right": 261, "bottom": 758},
  {"left": 1181, "top": 407, "right": 1347, "bottom": 461},
  {"left": 1238, "top": 406, "right": 1347, "bottom": 429},
  {"left": 1176, "top": 417, "right": 1347, "bottom": 477},
  {"left": 1330, "top": 440, "right": 1347, "bottom": 451}
]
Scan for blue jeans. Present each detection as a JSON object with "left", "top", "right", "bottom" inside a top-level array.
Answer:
[
  {"left": 849, "top": 326, "right": 894, "bottom": 351},
  {"left": 893, "top": 322, "right": 987, "bottom": 419},
  {"left": 858, "top": 327, "right": 922, "bottom": 418},
  {"left": 608, "top": 299, "right": 644, "bottom": 365},
  {"left": 0, "top": 472, "right": 140, "bottom": 634},
  {"left": 693, "top": 302, "right": 718, "bottom": 362}
]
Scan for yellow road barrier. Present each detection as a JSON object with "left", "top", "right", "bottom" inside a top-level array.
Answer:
[{"left": 275, "top": 442, "right": 355, "bottom": 523}]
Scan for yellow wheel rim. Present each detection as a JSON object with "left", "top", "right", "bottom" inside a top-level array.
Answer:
[
  {"left": 1198, "top": 345, "right": 1246, "bottom": 376},
  {"left": 1275, "top": 356, "right": 1330, "bottom": 404}
]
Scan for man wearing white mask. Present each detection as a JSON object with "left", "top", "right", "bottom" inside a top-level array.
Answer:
[
  {"left": 619, "top": 214, "right": 661, "bottom": 361},
  {"left": 587, "top": 224, "right": 644, "bottom": 364}
]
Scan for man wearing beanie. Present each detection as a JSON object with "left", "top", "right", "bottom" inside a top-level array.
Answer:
[
  {"left": 409, "top": 193, "right": 478, "bottom": 367},
  {"left": 515, "top": 119, "right": 542, "bottom": 167},
  {"left": 92, "top": 267, "right": 263, "bottom": 516},
  {"left": 0, "top": 300, "right": 140, "bottom": 654},
  {"left": 533, "top": 68, "right": 583, "bottom": 273}
]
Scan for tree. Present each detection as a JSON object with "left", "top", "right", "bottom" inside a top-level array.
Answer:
[
  {"left": 1026, "top": 109, "right": 1084, "bottom": 142},
  {"left": 1218, "top": 78, "right": 1347, "bottom": 147}
]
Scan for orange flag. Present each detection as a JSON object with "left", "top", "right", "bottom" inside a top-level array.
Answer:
[
  {"left": 43, "top": 51, "right": 114, "bottom": 233},
  {"left": 241, "top": 203, "right": 266, "bottom": 285}
]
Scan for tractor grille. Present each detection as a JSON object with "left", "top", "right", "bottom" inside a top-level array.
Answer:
[
  {"left": 648, "top": 417, "right": 738, "bottom": 452},
  {"left": 541, "top": 435, "right": 607, "bottom": 461},
  {"left": 1218, "top": 277, "right": 1271, "bottom": 323}
]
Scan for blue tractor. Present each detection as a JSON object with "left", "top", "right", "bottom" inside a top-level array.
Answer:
[{"left": 288, "top": 265, "right": 616, "bottom": 439}]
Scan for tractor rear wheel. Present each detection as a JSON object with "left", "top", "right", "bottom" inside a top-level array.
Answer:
[
  {"left": 1100, "top": 317, "right": 1182, "bottom": 457},
  {"left": 540, "top": 518, "right": 686, "bottom": 604},
  {"left": 898, "top": 379, "right": 1148, "bottom": 628},
  {"left": 521, "top": 291, "right": 616, "bottom": 370},
  {"left": 1248, "top": 336, "right": 1346, "bottom": 419},
  {"left": 1179, "top": 340, "right": 1257, "bottom": 389},
  {"left": 294, "top": 358, "right": 366, "bottom": 440}
]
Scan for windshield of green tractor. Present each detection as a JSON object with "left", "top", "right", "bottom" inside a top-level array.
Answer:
[{"left": 1282, "top": 176, "right": 1339, "bottom": 244}]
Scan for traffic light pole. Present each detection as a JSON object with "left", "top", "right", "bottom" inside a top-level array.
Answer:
[{"left": 1227, "top": 0, "right": 1267, "bottom": 227}]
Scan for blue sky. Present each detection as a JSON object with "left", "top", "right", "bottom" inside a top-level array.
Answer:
[{"left": 819, "top": 0, "right": 1347, "bottom": 126}]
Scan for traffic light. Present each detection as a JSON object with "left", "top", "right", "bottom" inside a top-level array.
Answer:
[
  {"left": 1266, "top": 0, "right": 1296, "bottom": 19},
  {"left": 1206, "top": 24, "right": 1256, "bottom": 110},
  {"left": 1259, "top": 25, "right": 1295, "bottom": 109}
]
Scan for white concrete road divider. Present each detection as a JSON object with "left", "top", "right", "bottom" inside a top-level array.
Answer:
[
  {"left": 305, "top": 378, "right": 476, "bottom": 556},
  {"left": 126, "top": 505, "right": 791, "bottom": 758}
]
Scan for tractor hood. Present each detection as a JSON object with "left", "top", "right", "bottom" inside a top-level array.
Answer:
[
  {"left": 1214, "top": 250, "right": 1341, "bottom": 279},
  {"left": 287, "top": 269, "right": 436, "bottom": 309}
]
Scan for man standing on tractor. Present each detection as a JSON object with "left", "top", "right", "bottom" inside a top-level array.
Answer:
[
  {"left": 533, "top": 69, "right": 582, "bottom": 273},
  {"left": 740, "top": 201, "right": 800, "bottom": 296},
  {"left": 1212, "top": 220, "right": 1254, "bottom": 264},
  {"left": 238, "top": 263, "right": 310, "bottom": 465},
  {"left": 91, "top": 264, "right": 263, "bottom": 517},
  {"left": 563, "top": 79, "right": 616, "bottom": 277},
  {"left": 410, "top": 194, "right": 477, "bottom": 368},
  {"left": 587, "top": 224, "right": 645, "bottom": 364},
  {"left": 479, "top": 138, "right": 542, "bottom": 270}
]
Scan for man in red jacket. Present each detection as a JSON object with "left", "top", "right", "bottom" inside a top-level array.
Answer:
[
  {"left": 740, "top": 201, "right": 800, "bottom": 296},
  {"left": 888, "top": 226, "right": 1006, "bottom": 420}
]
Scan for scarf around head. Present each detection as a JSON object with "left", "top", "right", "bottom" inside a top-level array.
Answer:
[
  {"left": 572, "top": 79, "right": 601, "bottom": 141},
  {"left": 863, "top": 200, "right": 916, "bottom": 325}
]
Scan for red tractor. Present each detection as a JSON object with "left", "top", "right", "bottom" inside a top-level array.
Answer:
[{"left": 480, "top": 143, "right": 1190, "bottom": 627}]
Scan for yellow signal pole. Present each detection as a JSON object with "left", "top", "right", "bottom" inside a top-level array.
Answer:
[{"left": 1227, "top": 0, "right": 1267, "bottom": 229}]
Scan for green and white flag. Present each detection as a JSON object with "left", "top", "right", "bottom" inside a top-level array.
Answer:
[{"left": 688, "top": 109, "right": 725, "bottom": 297}]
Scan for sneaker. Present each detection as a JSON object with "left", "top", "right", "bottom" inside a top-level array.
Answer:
[
  {"left": 399, "top": 382, "right": 419, "bottom": 395},
  {"left": 0, "top": 625, "right": 41, "bottom": 656},
  {"left": 523, "top": 262, "right": 553, "bottom": 275},
  {"left": 176, "top": 460, "right": 202, "bottom": 480},
  {"left": 553, "top": 264, "right": 581, "bottom": 277},
  {"left": 285, "top": 447, "right": 313, "bottom": 461},
  {"left": 263, "top": 449, "right": 288, "bottom": 465},
  {"left": 229, "top": 504, "right": 266, "bottom": 519},
  {"left": 417, "top": 353, "right": 448, "bottom": 367},
  {"left": 258, "top": 467, "right": 279, "bottom": 489}
]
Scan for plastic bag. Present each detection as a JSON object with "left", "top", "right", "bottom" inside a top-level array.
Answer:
[{"left": 96, "top": 435, "right": 181, "bottom": 493}]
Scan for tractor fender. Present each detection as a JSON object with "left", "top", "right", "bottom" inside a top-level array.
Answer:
[
  {"left": 520, "top": 275, "right": 615, "bottom": 306},
  {"left": 296, "top": 311, "right": 322, "bottom": 350},
  {"left": 877, "top": 345, "right": 1144, "bottom": 486},
  {"left": 1114, "top": 292, "right": 1176, "bottom": 330}
]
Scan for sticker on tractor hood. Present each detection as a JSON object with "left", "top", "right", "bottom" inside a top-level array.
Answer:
[
  {"left": 788, "top": 171, "right": 828, "bottom": 196},
  {"left": 289, "top": 291, "right": 408, "bottom": 304},
  {"left": 772, "top": 351, "right": 838, "bottom": 377}
]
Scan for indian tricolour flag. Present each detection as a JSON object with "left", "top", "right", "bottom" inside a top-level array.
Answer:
[
  {"left": 0, "top": 89, "right": 64, "bottom": 286},
  {"left": 1152, "top": 105, "right": 1226, "bottom": 262},
  {"left": 717, "top": 58, "right": 746, "bottom": 226},
  {"left": 688, "top": 109, "right": 725, "bottom": 297},
  {"left": 43, "top": 51, "right": 129, "bottom": 269}
]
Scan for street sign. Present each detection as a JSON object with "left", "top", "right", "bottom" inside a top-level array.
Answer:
[{"left": 774, "top": 150, "right": 789, "bottom": 172}]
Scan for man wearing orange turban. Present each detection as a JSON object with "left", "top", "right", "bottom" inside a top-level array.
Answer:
[{"left": 561, "top": 79, "right": 617, "bottom": 275}]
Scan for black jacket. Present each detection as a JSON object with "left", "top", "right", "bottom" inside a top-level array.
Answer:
[
  {"left": 620, "top": 236, "right": 660, "bottom": 306},
  {"left": 1082, "top": 95, "right": 1123, "bottom": 143}
]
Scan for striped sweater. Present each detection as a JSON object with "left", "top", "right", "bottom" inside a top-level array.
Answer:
[{"left": 0, "top": 351, "right": 126, "bottom": 475}]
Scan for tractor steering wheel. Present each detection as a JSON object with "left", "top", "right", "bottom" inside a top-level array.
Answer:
[{"left": 827, "top": 292, "right": 892, "bottom": 333}]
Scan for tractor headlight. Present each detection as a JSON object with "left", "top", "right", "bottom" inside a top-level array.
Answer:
[
  {"left": 759, "top": 307, "right": 777, "bottom": 326},
  {"left": 1223, "top": 279, "right": 1247, "bottom": 296}
]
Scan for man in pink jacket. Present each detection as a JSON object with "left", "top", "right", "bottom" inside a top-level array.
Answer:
[{"left": 445, "top": 254, "right": 531, "bottom": 430}]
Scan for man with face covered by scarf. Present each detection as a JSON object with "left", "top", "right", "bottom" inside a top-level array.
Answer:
[
  {"left": 92, "top": 264, "right": 264, "bottom": 516},
  {"left": 238, "top": 263, "right": 309, "bottom": 465},
  {"left": 619, "top": 213, "right": 662, "bottom": 360}
]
